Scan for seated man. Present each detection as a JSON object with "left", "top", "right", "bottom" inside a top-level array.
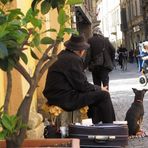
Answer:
[{"left": 43, "top": 34, "right": 115, "bottom": 124}]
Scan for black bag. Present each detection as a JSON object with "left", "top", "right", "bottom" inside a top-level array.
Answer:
[
  {"left": 68, "top": 123, "right": 128, "bottom": 147},
  {"left": 88, "top": 51, "right": 104, "bottom": 71},
  {"left": 103, "top": 49, "right": 114, "bottom": 71},
  {"left": 44, "top": 125, "right": 61, "bottom": 138}
]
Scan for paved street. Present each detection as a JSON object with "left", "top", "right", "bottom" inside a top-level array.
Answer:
[{"left": 86, "top": 62, "right": 148, "bottom": 148}]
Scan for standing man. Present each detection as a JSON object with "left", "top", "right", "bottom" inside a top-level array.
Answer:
[
  {"left": 85, "top": 27, "right": 115, "bottom": 90},
  {"left": 43, "top": 34, "right": 115, "bottom": 124}
]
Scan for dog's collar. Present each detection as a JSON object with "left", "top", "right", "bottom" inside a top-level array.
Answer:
[{"left": 135, "top": 100, "right": 143, "bottom": 103}]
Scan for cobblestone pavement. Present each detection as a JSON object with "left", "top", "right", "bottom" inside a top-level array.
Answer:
[{"left": 86, "top": 63, "right": 148, "bottom": 148}]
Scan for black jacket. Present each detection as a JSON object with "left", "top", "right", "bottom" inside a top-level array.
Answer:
[
  {"left": 85, "top": 34, "right": 115, "bottom": 71},
  {"left": 43, "top": 49, "right": 100, "bottom": 110}
]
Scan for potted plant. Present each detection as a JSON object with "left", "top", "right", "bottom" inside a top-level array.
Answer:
[{"left": 0, "top": 0, "right": 82, "bottom": 147}]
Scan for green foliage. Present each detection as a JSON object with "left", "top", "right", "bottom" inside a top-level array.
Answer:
[
  {"left": 0, "top": 42, "right": 8, "bottom": 59},
  {"left": 32, "top": 0, "right": 66, "bottom": 12},
  {"left": 31, "top": 0, "right": 83, "bottom": 12},
  {"left": 41, "top": 37, "right": 54, "bottom": 44},
  {"left": 0, "top": 0, "right": 13, "bottom": 5},
  {"left": 30, "top": 49, "right": 39, "bottom": 60},
  {"left": 0, "top": 0, "right": 82, "bottom": 72},
  {"left": 58, "top": 9, "right": 69, "bottom": 26},
  {"left": 41, "top": 0, "right": 51, "bottom": 15},
  {"left": 66, "top": 0, "right": 83, "bottom": 5},
  {"left": 0, "top": 7, "right": 43, "bottom": 71},
  {"left": 0, "top": 113, "right": 27, "bottom": 140},
  {"left": 0, "top": 9, "right": 27, "bottom": 71}
]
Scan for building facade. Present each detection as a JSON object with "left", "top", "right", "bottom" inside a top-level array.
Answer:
[
  {"left": 97, "top": 0, "right": 122, "bottom": 50},
  {"left": 120, "top": 0, "right": 148, "bottom": 50},
  {"left": 73, "top": 0, "right": 99, "bottom": 40}
]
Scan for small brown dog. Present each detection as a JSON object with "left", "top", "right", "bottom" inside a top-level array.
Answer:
[{"left": 125, "top": 88, "right": 148, "bottom": 136}]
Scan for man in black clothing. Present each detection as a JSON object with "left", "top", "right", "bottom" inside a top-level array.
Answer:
[
  {"left": 117, "top": 45, "right": 128, "bottom": 69},
  {"left": 43, "top": 34, "right": 115, "bottom": 124},
  {"left": 85, "top": 28, "right": 115, "bottom": 90}
]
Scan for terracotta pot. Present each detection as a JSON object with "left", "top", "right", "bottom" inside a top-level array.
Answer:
[{"left": 0, "top": 138, "right": 80, "bottom": 148}]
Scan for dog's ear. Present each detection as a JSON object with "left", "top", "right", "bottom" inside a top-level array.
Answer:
[
  {"left": 132, "top": 88, "right": 137, "bottom": 93},
  {"left": 143, "top": 89, "right": 148, "bottom": 93}
]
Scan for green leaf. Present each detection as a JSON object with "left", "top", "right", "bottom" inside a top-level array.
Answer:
[
  {"left": 41, "top": 37, "right": 54, "bottom": 44},
  {"left": 1, "top": 114, "right": 12, "bottom": 132},
  {"left": 8, "top": 58, "right": 16, "bottom": 67},
  {"left": 41, "top": 1, "right": 51, "bottom": 15},
  {"left": 24, "top": 9, "right": 41, "bottom": 28},
  {"left": 20, "top": 52, "right": 28, "bottom": 64},
  {"left": 31, "top": 0, "right": 42, "bottom": 10},
  {"left": 31, "top": 18, "right": 42, "bottom": 29},
  {"left": 0, "top": 0, "right": 9, "bottom": 5},
  {"left": 8, "top": 9, "right": 24, "bottom": 21},
  {"left": 58, "top": 0, "right": 65, "bottom": 5},
  {"left": 0, "top": 58, "right": 14, "bottom": 71},
  {"left": 32, "top": 34, "right": 40, "bottom": 47},
  {"left": 66, "top": 0, "right": 83, "bottom": 5},
  {"left": 6, "top": 40, "right": 18, "bottom": 49},
  {"left": 0, "top": 131, "right": 6, "bottom": 140},
  {"left": 11, "top": 30, "right": 28, "bottom": 44},
  {"left": 0, "top": 59, "right": 9, "bottom": 71},
  {"left": 58, "top": 9, "right": 69, "bottom": 26},
  {"left": 0, "top": 23, "right": 9, "bottom": 39},
  {"left": 6, "top": 20, "right": 21, "bottom": 32},
  {"left": 57, "top": 26, "right": 65, "bottom": 39},
  {"left": 50, "top": 0, "right": 59, "bottom": 9},
  {"left": 0, "top": 42, "right": 8, "bottom": 59},
  {"left": 0, "top": 114, "right": 26, "bottom": 139},
  {"left": 64, "top": 28, "right": 77, "bottom": 34},
  {"left": 30, "top": 49, "right": 39, "bottom": 60},
  {"left": 0, "top": 15, "right": 7, "bottom": 25},
  {"left": 9, "top": 115, "right": 17, "bottom": 130},
  {"left": 42, "top": 28, "right": 57, "bottom": 34}
]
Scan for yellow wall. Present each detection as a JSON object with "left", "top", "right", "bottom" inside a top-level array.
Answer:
[
  {"left": 16, "top": 0, "right": 37, "bottom": 111},
  {"left": 37, "top": 9, "right": 59, "bottom": 101},
  {"left": 0, "top": 70, "right": 5, "bottom": 108},
  {"left": 9, "top": 70, "right": 23, "bottom": 114},
  {"left": 37, "top": 6, "right": 71, "bottom": 101}
]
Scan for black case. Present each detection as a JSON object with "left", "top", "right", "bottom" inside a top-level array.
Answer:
[{"left": 68, "top": 123, "right": 128, "bottom": 147}]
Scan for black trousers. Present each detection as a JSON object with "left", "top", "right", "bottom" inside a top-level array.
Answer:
[
  {"left": 86, "top": 91, "right": 116, "bottom": 124},
  {"left": 56, "top": 90, "right": 116, "bottom": 124},
  {"left": 92, "top": 67, "right": 110, "bottom": 89}
]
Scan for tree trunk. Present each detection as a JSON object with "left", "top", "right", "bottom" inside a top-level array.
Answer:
[
  {"left": 6, "top": 139, "right": 20, "bottom": 148},
  {"left": 4, "top": 71, "right": 12, "bottom": 113},
  {"left": 5, "top": 81, "right": 37, "bottom": 148}
]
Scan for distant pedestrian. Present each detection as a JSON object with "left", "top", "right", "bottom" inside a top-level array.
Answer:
[
  {"left": 129, "top": 49, "right": 134, "bottom": 63},
  {"left": 85, "top": 27, "right": 115, "bottom": 90},
  {"left": 134, "top": 47, "right": 140, "bottom": 67},
  {"left": 117, "top": 45, "right": 128, "bottom": 69}
]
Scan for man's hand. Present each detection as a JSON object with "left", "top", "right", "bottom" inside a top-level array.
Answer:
[{"left": 101, "top": 86, "right": 108, "bottom": 92}]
